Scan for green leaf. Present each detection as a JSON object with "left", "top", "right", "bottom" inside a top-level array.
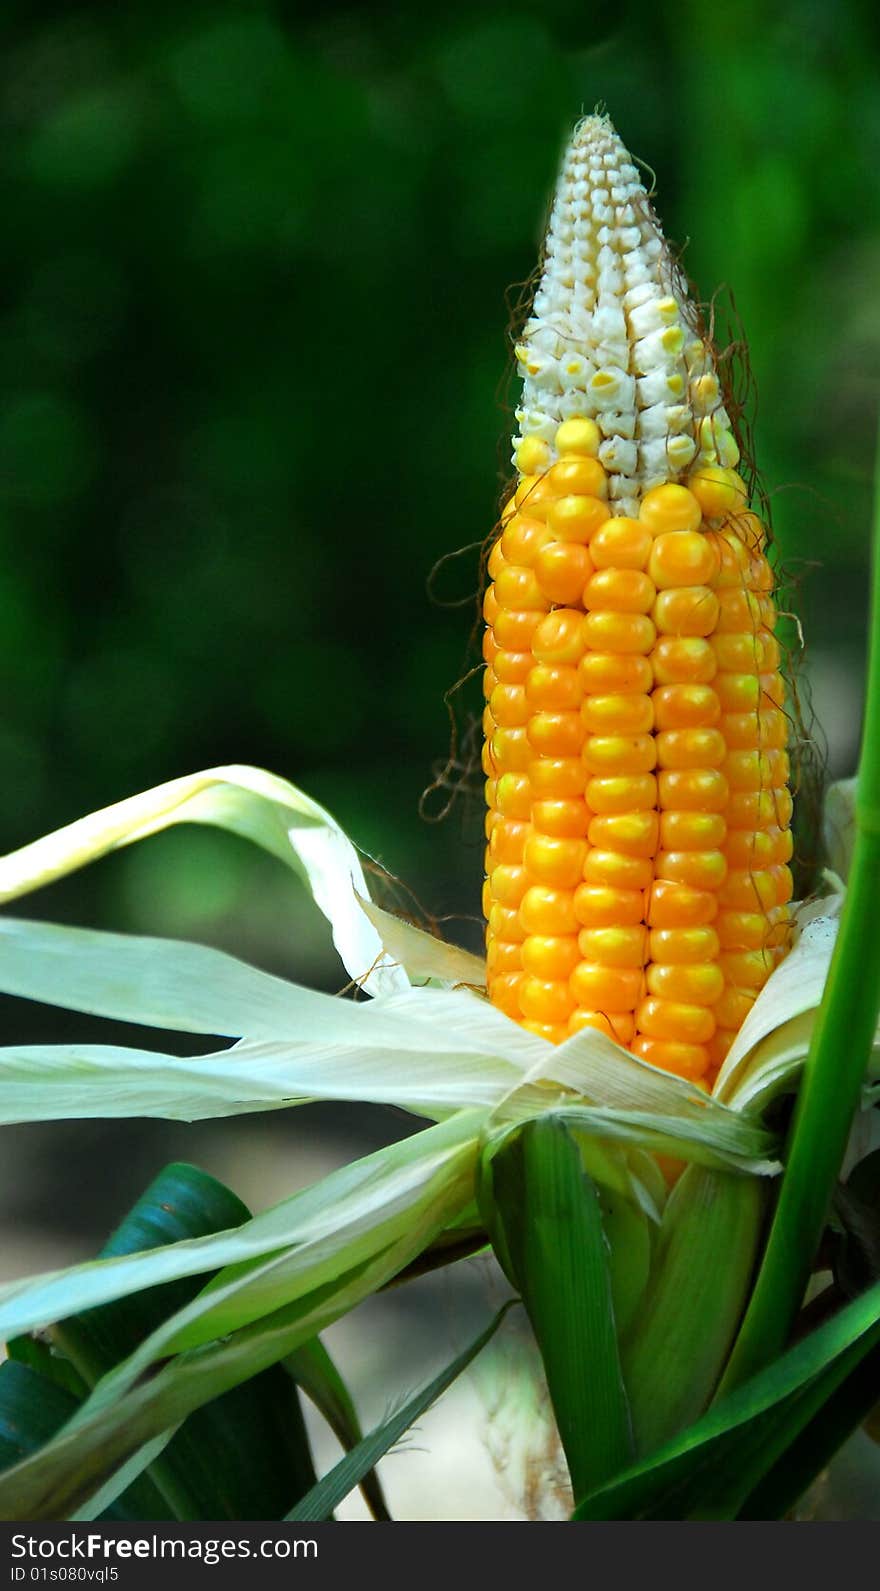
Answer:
[
  {"left": 481, "top": 1118, "right": 634, "bottom": 1498},
  {"left": 0, "top": 1362, "right": 80, "bottom": 1471},
  {"left": 0, "top": 1198, "right": 467, "bottom": 1520},
  {"left": 52, "top": 1162, "right": 319, "bottom": 1520},
  {"left": 720, "top": 441, "right": 880, "bottom": 1391},
  {"left": 284, "top": 1338, "right": 390, "bottom": 1522},
  {"left": 0, "top": 1357, "right": 174, "bottom": 1522},
  {"left": 621, "top": 1166, "right": 765, "bottom": 1455},
  {"left": 574, "top": 1279, "right": 880, "bottom": 1520},
  {"left": 286, "top": 1304, "right": 514, "bottom": 1522},
  {"left": 736, "top": 1334, "right": 880, "bottom": 1518}
]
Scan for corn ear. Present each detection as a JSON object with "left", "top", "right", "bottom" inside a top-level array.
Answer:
[{"left": 483, "top": 115, "right": 793, "bottom": 1089}]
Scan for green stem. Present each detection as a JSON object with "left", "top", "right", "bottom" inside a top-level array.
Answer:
[{"left": 719, "top": 430, "right": 880, "bottom": 1394}]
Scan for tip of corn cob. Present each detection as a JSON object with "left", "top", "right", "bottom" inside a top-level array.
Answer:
[{"left": 513, "top": 114, "right": 740, "bottom": 518}]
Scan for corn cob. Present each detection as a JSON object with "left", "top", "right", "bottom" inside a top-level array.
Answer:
[{"left": 482, "top": 115, "right": 793, "bottom": 1084}]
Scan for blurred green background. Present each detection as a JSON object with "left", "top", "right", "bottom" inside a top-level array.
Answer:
[{"left": 1, "top": 0, "right": 879, "bottom": 1518}]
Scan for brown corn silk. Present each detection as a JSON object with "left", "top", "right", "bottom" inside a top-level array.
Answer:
[{"left": 482, "top": 116, "right": 792, "bottom": 1086}]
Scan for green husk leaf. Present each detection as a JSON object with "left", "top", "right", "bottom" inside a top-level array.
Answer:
[
  {"left": 574, "top": 1279, "right": 880, "bottom": 1520},
  {"left": 621, "top": 1165, "right": 765, "bottom": 1454},
  {"left": 481, "top": 1118, "right": 633, "bottom": 1497}
]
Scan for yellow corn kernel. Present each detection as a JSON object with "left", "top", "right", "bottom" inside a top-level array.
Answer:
[
  {"left": 569, "top": 1009, "right": 637, "bottom": 1044},
  {"left": 528, "top": 757, "right": 587, "bottom": 797},
  {"left": 584, "top": 569, "right": 657, "bottom": 614},
  {"left": 582, "top": 611, "right": 657, "bottom": 654},
  {"left": 501, "top": 516, "right": 553, "bottom": 569},
  {"left": 516, "top": 436, "right": 552, "bottom": 474},
  {"left": 488, "top": 972, "right": 524, "bottom": 1016},
  {"left": 495, "top": 565, "right": 551, "bottom": 612},
  {"left": 710, "top": 632, "right": 761, "bottom": 672},
  {"left": 583, "top": 734, "right": 657, "bottom": 775},
  {"left": 651, "top": 637, "right": 717, "bottom": 683},
  {"left": 653, "top": 586, "right": 720, "bottom": 638},
  {"left": 648, "top": 927, "right": 720, "bottom": 964},
  {"left": 578, "top": 926, "right": 646, "bottom": 967},
  {"left": 493, "top": 649, "right": 533, "bottom": 683},
  {"left": 656, "top": 727, "right": 727, "bottom": 769},
  {"left": 532, "top": 608, "right": 586, "bottom": 665},
  {"left": 648, "top": 531, "right": 721, "bottom": 590},
  {"left": 652, "top": 684, "right": 721, "bottom": 729},
  {"left": 713, "top": 672, "right": 761, "bottom": 711},
  {"left": 586, "top": 772, "right": 658, "bottom": 813},
  {"left": 658, "top": 768, "right": 729, "bottom": 811},
  {"left": 574, "top": 884, "right": 646, "bottom": 928},
  {"left": 582, "top": 850, "right": 654, "bottom": 889},
  {"left": 547, "top": 494, "right": 608, "bottom": 544},
  {"left": 726, "top": 788, "right": 793, "bottom": 828},
  {"left": 721, "top": 709, "right": 787, "bottom": 751},
  {"left": 520, "top": 976, "right": 576, "bottom": 1024},
  {"left": 489, "top": 726, "right": 531, "bottom": 772},
  {"left": 526, "top": 663, "right": 582, "bottom": 710},
  {"left": 713, "top": 986, "right": 756, "bottom": 1029},
  {"left": 718, "top": 868, "right": 779, "bottom": 911},
  {"left": 580, "top": 694, "right": 654, "bottom": 734},
  {"left": 535, "top": 541, "right": 595, "bottom": 604},
  {"left": 578, "top": 652, "right": 654, "bottom": 694},
  {"left": 527, "top": 710, "right": 586, "bottom": 756},
  {"left": 655, "top": 849, "right": 727, "bottom": 891},
  {"left": 521, "top": 1020, "right": 570, "bottom": 1044},
  {"left": 548, "top": 455, "right": 608, "bottom": 499},
  {"left": 570, "top": 961, "right": 644, "bottom": 1009},
  {"left": 718, "top": 949, "right": 776, "bottom": 989},
  {"left": 487, "top": 541, "right": 506, "bottom": 580},
  {"left": 637, "top": 997, "right": 715, "bottom": 1044},
  {"left": 490, "top": 683, "right": 529, "bottom": 727},
  {"left": 486, "top": 939, "right": 523, "bottom": 977},
  {"left": 522, "top": 834, "right": 587, "bottom": 889},
  {"left": 590, "top": 517, "right": 653, "bottom": 570},
  {"left": 588, "top": 810, "right": 659, "bottom": 858},
  {"left": 645, "top": 962, "right": 724, "bottom": 1005},
  {"left": 520, "top": 885, "right": 580, "bottom": 936},
  {"left": 489, "top": 864, "right": 529, "bottom": 907},
  {"left": 521, "top": 934, "right": 582, "bottom": 980},
  {"left": 493, "top": 607, "right": 546, "bottom": 650},
  {"left": 724, "top": 828, "right": 777, "bottom": 869},
  {"left": 488, "top": 819, "right": 529, "bottom": 864},
  {"left": 555, "top": 417, "right": 600, "bottom": 457},
  {"left": 632, "top": 1036, "right": 710, "bottom": 1080},
  {"left": 659, "top": 811, "right": 726, "bottom": 850},
  {"left": 716, "top": 909, "right": 779, "bottom": 949},
  {"left": 689, "top": 464, "right": 748, "bottom": 518},
  {"left": 489, "top": 903, "right": 526, "bottom": 944},
  {"left": 532, "top": 798, "right": 590, "bottom": 837},
  {"left": 638, "top": 483, "right": 702, "bottom": 535},
  {"left": 722, "top": 748, "right": 789, "bottom": 791},
  {"left": 647, "top": 879, "right": 718, "bottom": 928}
]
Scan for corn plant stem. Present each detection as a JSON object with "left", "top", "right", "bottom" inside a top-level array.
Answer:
[{"left": 720, "top": 434, "right": 880, "bottom": 1395}]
